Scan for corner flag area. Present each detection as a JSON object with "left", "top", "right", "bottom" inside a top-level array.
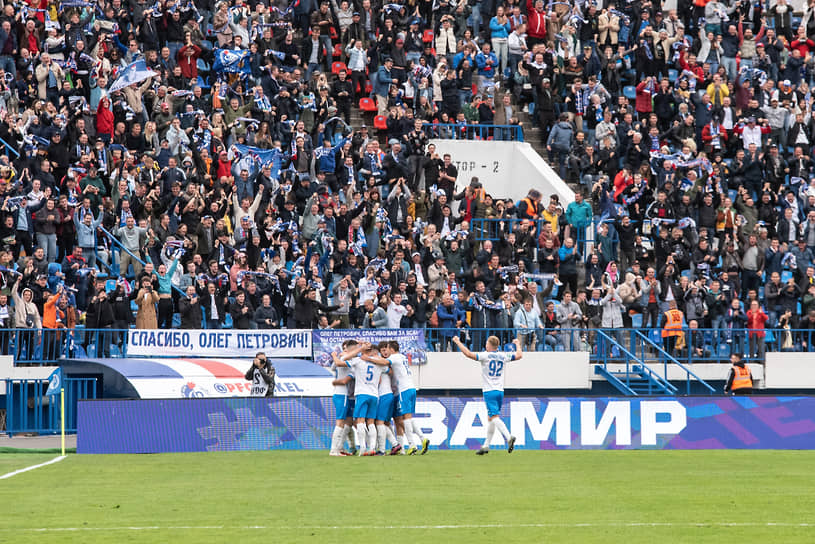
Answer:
[{"left": 2, "top": 450, "right": 815, "bottom": 543}]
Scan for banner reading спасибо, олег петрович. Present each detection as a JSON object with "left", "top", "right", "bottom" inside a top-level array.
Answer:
[
  {"left": 127, "top": 329, "right": 312, "bottom": 358},
  {"left": 311, "top": 329, "right": 427, "bottom": 367}
]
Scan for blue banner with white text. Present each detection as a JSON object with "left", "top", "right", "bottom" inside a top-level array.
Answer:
[{"left": 77, "top": 396, "right": 815, "bottom": 453}]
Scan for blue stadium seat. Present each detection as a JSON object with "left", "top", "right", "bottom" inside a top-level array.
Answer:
[
  {"left": 623, "top": 86, "right": 636, "bottom": 100},
  {"left": 782, "top": 270, "right": 793, "bottom": 284},
  {"left": 224, "top": 314, "right": 233, "bottom": 328},
  {"left": 631, "top": 313, "right": 643, "bottom": 328},
  {"left": 105, "top": 279, "right": 116, "bottom": 293},
  {"left": 668, "top": 69, "right": 678, "bottom": 82}
]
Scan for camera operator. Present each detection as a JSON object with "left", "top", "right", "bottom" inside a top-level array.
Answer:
[{"left": 245, "top": 352, "right": 276, "bottom": 397}]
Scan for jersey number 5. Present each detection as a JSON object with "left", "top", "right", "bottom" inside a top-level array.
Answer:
[
  {"left": 365, "top": 365, "right": 374, "bottom": 381},
  {"left": 488, "top": 360, "right": 503, "bottom": 377}
]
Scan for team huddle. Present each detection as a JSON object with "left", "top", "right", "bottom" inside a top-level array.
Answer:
[{"left": 329, "top": 336, "right": 523, "bottom": 456}]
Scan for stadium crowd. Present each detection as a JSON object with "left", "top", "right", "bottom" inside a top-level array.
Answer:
[{"left": 0, "top": 0, "right": 813, "bottom": 363}]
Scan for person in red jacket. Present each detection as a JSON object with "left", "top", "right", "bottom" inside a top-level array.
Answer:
[
  {"left": 177, "top": 37, "right": 202, "bottom": 81},
  {"left": 746, "top": 300, "right": 769, "bottom": 359},
  {"left": 526, "top": 0, "right": 547, "bottom": 48},
  {"left": 635, "top": 77, "right": 655, "bottom": 117},
  {"left": 95, "top": 95, "right": 114, "bottom": 144}
]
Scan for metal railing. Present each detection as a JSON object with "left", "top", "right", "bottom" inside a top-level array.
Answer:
[
  {"left": 2, "top": 325, "right": 805, "bottom": 365},
  {"left": 4, "top": 377, "right": 98, "bottom": 435},
  {"left": 97, "top": 225, "right": 188, "bottom": 298},
  {"left": 633, "top": 330, "right": 716, "bottom": 395},
  {"left": 0, "top": 135, "right": 19, "bottom": 158},
  {"left": 422, "top": 123, "right": 524, "bottom": 142},
  {"left": 469, "top": 217, "right": 607, "bottom": 263}
]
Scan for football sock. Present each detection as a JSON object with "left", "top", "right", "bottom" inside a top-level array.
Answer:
[
  {"left": 330, "top": 425, "right": 343, "bottom": 453},
  {"left": 409, "top": 419, "right": 425, "bottom": 440},
  {"left": 398, "top": 434, "right": 409, "bottom": 449},
  {"left": 494, "top": 418, "right": 511, "bottom": 440},
  {"left": 376, "top": 424, "right": 387, "bottom": 452},
  {"left": 484, "top": 419, "right": 496, "bottom": 450},
  {"left": 346, "top": 425, "right": 356, "bottom": 450},
  {"left": 366, "top": 424, "right": 377, "bottom": 452},
  {"left": 385, "top": 425, "right": 397, "bottom": 447},
  {"left": 356, "top": 422, "right": 367, "bottom": 453}
]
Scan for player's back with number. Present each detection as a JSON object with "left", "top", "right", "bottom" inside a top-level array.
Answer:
[
  {"left": 348, "top": 356, "right": 384, "bottom": 397},
  {"left": 477, "top": 351, "right": 514, "bottom": 392},
  {"left": 389, "top": 352, "right": 415, "bottom": 393}
]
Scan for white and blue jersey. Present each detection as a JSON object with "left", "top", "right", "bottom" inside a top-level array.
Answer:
[
  {"left": 389, "top": 353, "right": 417, "bottom": 416},
  {"left": 347, "top": 356, "right": 383, "bottom": 420},
  {"left": 375, "top": 369, "right": 396, "bottom": 421},
  {"left": 476, "top": 350, "right": 516, "bottom": 417},
  {"left": 332, "top": 364, "right": 353, "bottom": 420}
]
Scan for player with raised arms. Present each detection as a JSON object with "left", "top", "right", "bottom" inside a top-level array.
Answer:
[
  {"left": 329, "top": 340, "right": 358, "bottom": 456},
  {"left": 333, "top": 341, "right": 390, "bottom": 456},
  {"left": 452, "top": 335, "right": 521, "bottom": 455}
]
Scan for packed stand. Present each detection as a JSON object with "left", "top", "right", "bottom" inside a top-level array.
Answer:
[{"left": 0, "top": 0, "right": 810, "bottom": 365}]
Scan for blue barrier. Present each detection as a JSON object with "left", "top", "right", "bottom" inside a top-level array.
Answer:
[
  {"left": 4, "top": 377, "right": 98, "bottom": 436},
  {"left": 1, "top": 326, "right": 806, "bottom": 365},
  {"left": 422, "top": 123, "right": 524, "bottom": 142}
]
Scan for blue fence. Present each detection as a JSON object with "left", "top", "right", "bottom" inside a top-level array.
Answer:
[
  {"left": 422, "top": 123, "right": 524, "bottom": 142},
  {"left": 4, "top": 377, "right": 98, "bottom": 436},
  {"left": 2, "top": 326, "right": 807, "bottom": 365}
]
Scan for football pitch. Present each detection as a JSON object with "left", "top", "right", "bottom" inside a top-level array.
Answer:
[{"left": 2, "top": 450, "right": 815, "bottom": 543}]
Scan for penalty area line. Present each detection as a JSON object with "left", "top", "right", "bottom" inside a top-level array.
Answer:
[
  {"left": 0, "top": 455, "right": 66, "bottom": 480},
  {"left": 5, "top": 522, "right": 815, "bottom": 532}
]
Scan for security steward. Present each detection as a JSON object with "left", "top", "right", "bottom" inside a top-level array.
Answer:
[
  {"left": 660, "top": 300, "right": 684, "bottom": 354},
  {"left": 724, "top": 353, "right": 753, "bottom": 395}
]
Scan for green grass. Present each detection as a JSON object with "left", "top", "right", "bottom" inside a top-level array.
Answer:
[
  {"left": 0, "top": 453, "right": 57, "bottom": 474},
  {"left": 2, "top": 451, "right": 815, "bottom": 543}
]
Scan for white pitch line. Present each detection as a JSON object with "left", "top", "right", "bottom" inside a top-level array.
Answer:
[
  {"left": 4, "top": 522, "right": 815, "bottom": 532},
  {"left": 0, "top": 455, "right": 65, "bottom": 480}
]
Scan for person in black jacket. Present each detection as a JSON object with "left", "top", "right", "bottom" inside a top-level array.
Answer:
[
  {"left": 200, "top": 280, "right": 227, "bottom": 329},
  {"left": 245, "top": 353, "right": 276, "bottom": 397},
  {"left": 293, "top": 287, "right": 339, "bottom": 328},
  {"left": 86, "top": 283, "right": 115, "bottom": 358},
  {"left": 179, "top": 285, "right": 203, "bottom": 329},
  {"left": 229, "top": 290, "right": 254, "bottom": 329},
  {"left": 254, "top": 294, "right": 280, "bottom": 329}
]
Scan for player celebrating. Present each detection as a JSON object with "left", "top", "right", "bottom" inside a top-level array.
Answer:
[
  {"left": 370, "top": 340, "right": 429, "bottom": 455},
  {"left": 334, "top": 341, "right": 390, "bottom": 456},
  {"left": 367, "top": 342, "right": 401, "bottom": 455},
  {"left": 452, "top": 335, "right": 520, "bottom": 455},
  {"left": 329, "top": 340, "right": 358, "bottom": 456}
]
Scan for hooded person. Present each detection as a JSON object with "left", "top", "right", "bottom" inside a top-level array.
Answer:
[{"left": 12, "top": 278, "right": 42, "bottom": 360}]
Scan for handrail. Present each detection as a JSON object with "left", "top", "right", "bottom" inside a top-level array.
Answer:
[
  {"left": 0, "top": 135, "right": 20, "bottom": 158},
  {"left": 98, "top": 226, "right": 187, "bottom": 298},
  {"left": 422, "top": 123, "right": 524, "bottom": 142},
  {"left": 596, "top": 330, "right": 677, "bottom": 395},
  {"left": 634, "top": 330, "right": 716, "bottom": 395}
]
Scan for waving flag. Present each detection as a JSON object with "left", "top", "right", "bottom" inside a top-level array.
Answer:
[
  {"left": 213, "top": 49, "right": 252, "bottom": 75},
  {"left": 109, "top": 59, "right": 160, "bottom": 93},
  {"left": 46, "top": 367, "right": 63, "bottom": 396}
]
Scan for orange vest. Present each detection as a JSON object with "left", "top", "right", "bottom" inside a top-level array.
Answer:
[
  {"left": 521, "top": 197, "right": 540, "bottom": 219},
  {"left": 661, "top": 309, "right": 683, "bottom": 337},
  {"left": 731, "top": 365, "right": 752, "bottom": 391}
]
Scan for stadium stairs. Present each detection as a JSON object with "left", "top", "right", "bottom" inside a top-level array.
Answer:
[{"left": 593, "top": 330, "right": 716, "bottom": 396}]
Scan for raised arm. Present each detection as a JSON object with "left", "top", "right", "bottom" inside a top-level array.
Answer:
[
  {"left": 360, "top": 353, "right": 391, "bottom": 366},
  {"left": 451, "top": 336, "right": 477, "bottom": 360}
]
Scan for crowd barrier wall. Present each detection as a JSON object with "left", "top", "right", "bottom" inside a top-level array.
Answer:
[{"left": 77, "top": 396, "right": 815, "bottom": 453}]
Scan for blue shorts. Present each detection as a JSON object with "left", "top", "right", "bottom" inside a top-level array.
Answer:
[
  {"left": 398, "top": 388, "right": 417, "bottom": 416},
  {"left": 375, "top": 393, "right": 395, "bottom": 421},
  {"left": 353, "top": 394, "right": 378, "bottom": 420},
  {"left": 483, "top": 390, "right": 504, "bottom": 418},
  {"left": 333, "top": 394, "right": 350, "bottom": 420}
]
